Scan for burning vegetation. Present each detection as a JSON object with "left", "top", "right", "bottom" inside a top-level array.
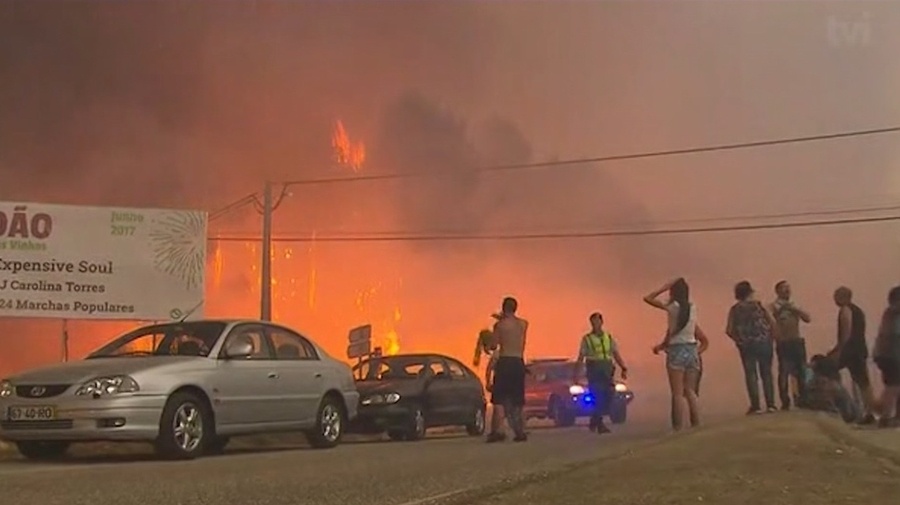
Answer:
[{"left": 332, "top": 120, "right": 366, "bottom": 173}]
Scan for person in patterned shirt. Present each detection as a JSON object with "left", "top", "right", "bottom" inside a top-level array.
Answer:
[{"left": 726, "top": 281, "right": 779, "bottom": 415}]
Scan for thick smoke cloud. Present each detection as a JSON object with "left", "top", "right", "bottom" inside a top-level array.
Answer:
[{"left": 372, "top": 90, "right": 709, "bottom": 285}]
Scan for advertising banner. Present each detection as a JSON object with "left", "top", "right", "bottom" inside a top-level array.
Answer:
[{"left": 0, "top": 202, "right": 207, "bottom": 321}]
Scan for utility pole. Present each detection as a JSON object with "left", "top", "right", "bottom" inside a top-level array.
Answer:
[{"left": 260, "top": 181, "right": 273, "bottom": 321}]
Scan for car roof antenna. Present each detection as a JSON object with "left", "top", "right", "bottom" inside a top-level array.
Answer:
[{"left": 177, "top": 300, "right": 205, "bottom": 323}]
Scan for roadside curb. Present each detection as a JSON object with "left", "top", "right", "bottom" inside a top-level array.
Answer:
[{"left": 813, "top": 414, "right": 900, "bottom": 467}]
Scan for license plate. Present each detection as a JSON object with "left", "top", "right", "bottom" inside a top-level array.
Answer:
[{"left": 7, "top": 405, "right": 56, "bottom": 421}]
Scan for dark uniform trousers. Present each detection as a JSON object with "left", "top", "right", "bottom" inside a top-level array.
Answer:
[{"left": 586, "top": 359, "right": 614, "bottom": 427}]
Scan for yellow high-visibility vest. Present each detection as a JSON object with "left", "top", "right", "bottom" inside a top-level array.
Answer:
[{"left": 583, "top": 331, "right": 613, "bottom": 362}]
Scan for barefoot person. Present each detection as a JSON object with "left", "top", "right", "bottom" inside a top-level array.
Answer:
[
  {"left": 644, "top": 278, "right": 708, "bottom": 431},
  {"left": 486, "top": 297, "right": 528, "bottom": 443}
]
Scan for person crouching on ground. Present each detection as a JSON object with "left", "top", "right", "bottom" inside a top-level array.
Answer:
[{"left": 805, "top": 354, "right": 859, "bottom": 423}]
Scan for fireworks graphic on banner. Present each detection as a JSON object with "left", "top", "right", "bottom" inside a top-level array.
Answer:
[{"left": 149, "top": 211, "right": 207, "bottom": 291}]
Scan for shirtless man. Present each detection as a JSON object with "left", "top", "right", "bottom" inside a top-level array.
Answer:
[{"left": 486, "top": 297, "right": 528, "bottom": 443}]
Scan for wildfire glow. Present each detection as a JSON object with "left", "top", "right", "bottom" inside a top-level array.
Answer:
[
  {"left": 308, "top": 230, "right": 317, "bottom": 310},
  {"left": 206, "top": 119, "right": 399, "bottom": 360},
  {"left": 385, "top": 306, "right": 401, "bottom": 355},
  {"left": 212, "top": 240, "right": 223, "bottom": 289},
  {"left": 332, "top": 120, "right": 366, "bottom": 172}
]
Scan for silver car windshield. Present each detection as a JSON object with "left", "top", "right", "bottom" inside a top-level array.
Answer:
[{"left": 87, "top": 321, "right": 227, "bottom": 359}]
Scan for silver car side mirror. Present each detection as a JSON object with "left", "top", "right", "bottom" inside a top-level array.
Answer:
[{"left": 224, "top": 340, "right": 253, "bottom": 359}]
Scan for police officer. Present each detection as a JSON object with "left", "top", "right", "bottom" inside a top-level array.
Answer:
[{"left": 575, "top": 312, "right": 628, "bottom": 434}]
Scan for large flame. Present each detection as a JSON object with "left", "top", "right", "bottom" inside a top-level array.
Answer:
[{"left": 332, "top": 120, "right": 366, "bottom": 172}]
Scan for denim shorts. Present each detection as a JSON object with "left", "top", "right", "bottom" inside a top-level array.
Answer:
[{"left": 666, "top": 343, "right": 701, "bottom": 371}]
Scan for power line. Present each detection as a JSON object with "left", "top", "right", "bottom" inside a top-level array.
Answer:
[
  {"left": 206, "top": 126, "right": 900, "bottom": 221},
  {"left": 208, "top": 187, "right": 292, "bottom": 223},
  {"left": 209, "top": 193, "right": 258, "bottom": 221},
  {"left": 208, "top": 213, "right": 900, "bottom": 243},
  {"left": 279, "top": 125, "right": 900, "bottom": 187},
  {"left": 212, "top": 202, "right": 900, "bottom": 237}
]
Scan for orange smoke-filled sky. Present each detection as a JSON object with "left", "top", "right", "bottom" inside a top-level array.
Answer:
[{"left": 1, "top": 1, "right": 899, "bottom": 412}]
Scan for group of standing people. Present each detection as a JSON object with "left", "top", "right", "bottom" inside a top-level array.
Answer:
[
  {"left": 726, "top": 280, "right": 900, "bottom": 428},
  {"left": 478, "top": 278, "right": 900, "bottom": 439}
]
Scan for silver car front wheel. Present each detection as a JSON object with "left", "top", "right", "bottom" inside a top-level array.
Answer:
[
  {"left": 156, "top": 391, "right": 209, "bottom": 460},
  {"left": 173, "top": 403, "right": 204, "bottom": 452}
]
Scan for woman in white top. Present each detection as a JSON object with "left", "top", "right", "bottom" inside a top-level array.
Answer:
[{"left": 644, "top": 278, "right": 709, "bottom": 430}]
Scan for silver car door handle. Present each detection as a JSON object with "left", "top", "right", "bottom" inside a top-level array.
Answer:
[
  {"left": 268, "top": 372, "right": 279, "bottom": 379},
  {"left": 314, "top": 373, "right": 322, "bottom": 379}
]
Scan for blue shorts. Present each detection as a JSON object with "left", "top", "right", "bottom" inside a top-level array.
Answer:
[{"left": 666, "top": 343, "right": 701, "bottom": 371}]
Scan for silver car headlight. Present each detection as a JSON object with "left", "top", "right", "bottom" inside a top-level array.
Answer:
[
  {"left": 0, "top": 380, "right": 13, "bottom": 398},
  {"left": 361, "top": 392, "right": 401, "bottom": 406},
  {"left": 75, "top": 376, "right": 140, "bottom": 396}
]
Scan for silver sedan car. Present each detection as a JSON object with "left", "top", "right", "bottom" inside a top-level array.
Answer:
[{"left": 0, "top": 319, "right": 359, "bottom": 460}]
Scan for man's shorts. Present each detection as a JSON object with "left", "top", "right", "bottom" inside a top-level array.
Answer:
[
  {"left": 491, "top": 356, "right": 526, "bottom": 407},
  {"left": 875, "top": 357, "right": 900, "bottom": 387},
  {"left": 666, "top": 343, "right": 701, "bottom": 371},
  {"left": 838, "top": 352, "right": 871, "bottom": 389},
  {"left": 776, "top": 338, "right": 807, "bottom": 365}
]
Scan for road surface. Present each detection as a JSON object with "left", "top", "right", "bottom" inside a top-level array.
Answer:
[{"left": 0, "top": 420, "right": 667, "bottom": 505}]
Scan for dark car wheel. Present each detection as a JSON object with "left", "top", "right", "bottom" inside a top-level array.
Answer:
[
  {"left": 155, "top": 391, "right": 210, "bottom": 460},
  {"left": 16, "top": 441, "right": 69, "bottom": 461},
  {"left": 389, "top": 405, "right": 426, "bottom": 442},
  {"left": 609, "top": 400, "right": 627, "bottom": 424},
  {"left": 466, "top": 405, "right": 486, "bottom": 436},
  {"left": 306, "top": 395, "right": 346, "bottom": 449},
  {"left": 407, "top": 405, "right": 427, "bottom": 441},
  {"left": 551, "top": 398, "right": 576, "bottom": 428}
]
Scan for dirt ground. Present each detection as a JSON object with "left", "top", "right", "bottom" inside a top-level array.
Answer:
[{"left": 448, "top": 413, "right": 900, "bottom": 505}]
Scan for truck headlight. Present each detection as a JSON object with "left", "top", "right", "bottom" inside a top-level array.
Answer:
[
  {"left": 569, "top": 385, "right": 586, "bottom": 395},
  {"left": 75, "top": 376, "right": 140, "bottom": 396},
  {"left": 0, "top": 380, "right": 13, "bottom": 398},
  {"left": 361, "top": 392, "right": 401, "bottom": 406},
  {"left": 614, "top": 383, "right": 627, "bottom": 393}
]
